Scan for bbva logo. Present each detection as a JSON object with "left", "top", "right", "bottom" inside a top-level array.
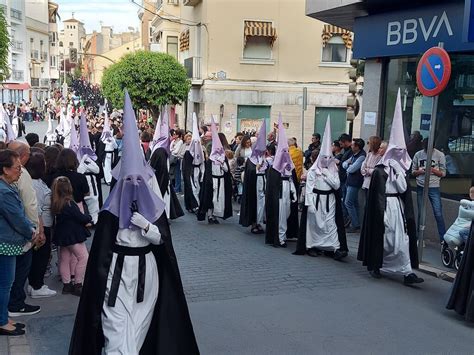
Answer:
[{"left": 387, "top": 11, "right": 453, "bottom": 46}]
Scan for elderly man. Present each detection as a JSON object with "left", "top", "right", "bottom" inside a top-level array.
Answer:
[{"left": 7, "top": 141, "right": 42, "bottom": 317}]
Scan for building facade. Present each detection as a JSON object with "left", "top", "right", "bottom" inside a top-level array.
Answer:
[
  {"left": 48, "top": 2, "right": 59, "bottom": 87},
  {"left": 307, "top": 0, "right": 474, "bottom": 201},
  {"left": 138, "top": 0, "right": 155, "bottom": 51},
  {"left": 58, "top": 15, "right": 86, "bottom": 68},
  {"left": 148, "top": 0, "right": 355, "bottom": 144},
  {"left": 1, "top": 0, "right": 29, "bottom": 104}
]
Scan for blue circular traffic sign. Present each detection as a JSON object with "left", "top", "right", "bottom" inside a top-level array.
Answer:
[{"left": 416, "top": 47, "right": 452, "bottom": 97}]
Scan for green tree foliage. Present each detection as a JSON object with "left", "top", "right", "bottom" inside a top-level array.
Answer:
[
  {"left": 0, "top": 8, "right": 10, "bottom": 82},
  {"left": 101, "top": 51, "right": 191, "bottom": 119}
]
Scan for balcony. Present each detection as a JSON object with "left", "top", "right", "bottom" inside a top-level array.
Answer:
[
  {"left": 41, "top": 51, "right": 48, "bottom": 61},
  {"left": 183, "top": 56, "right": 202, "bottom": 84},
  {"left": 10, "top": 40, "right": 23, "bottom": 52},
  {"left": 11, "top": 70, "right": 24, "bottom": 81},
  {"left": 31, "top": 78, "right": 40, "bottom": 87},
  {"left": 183, "top": 0, "right": 201, "bottom": 6},
  {"left": 10, "top": 8, "right": 22, "bottom": 21},
  {"left": 31, "top": 50, "right": 39, "bottom": 60}
]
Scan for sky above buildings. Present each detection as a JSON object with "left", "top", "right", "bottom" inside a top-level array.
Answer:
[{"left": 56, "top": 0, "right": 140, "bottom": 33}]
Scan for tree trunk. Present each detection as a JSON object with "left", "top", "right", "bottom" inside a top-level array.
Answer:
[{"left": 150, "top": 106, "right": 161, "bottom": 126}]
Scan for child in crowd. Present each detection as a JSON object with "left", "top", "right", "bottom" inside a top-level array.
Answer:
[{"left": 51, "top": 176, "right": 92, "bottom": 297}]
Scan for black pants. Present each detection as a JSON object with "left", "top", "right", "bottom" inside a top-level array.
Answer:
[
  {"left": 28, "top": 227, "right": 52, "bottom": 290},
  {"left": 9, "top": 249, "right": 33, "bottom": 312}
]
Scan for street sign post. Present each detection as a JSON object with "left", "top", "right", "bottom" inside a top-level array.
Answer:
[{"left": 416, "top": 43, "right": 451, "bottom": 262}]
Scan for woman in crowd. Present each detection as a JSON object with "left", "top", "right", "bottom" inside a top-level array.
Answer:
[
  {"left": 171, "top": 129, "right": 185, "bottom": 193},
  {"left": 51, "top": 176, "right": 92, "bottom": 296},
  {"left": 26, "top": 152, "right": 56, "bottom": 298},
  {"left": 0, "top": 149, "right": 35, "bottom": 336},
  {"left": 234, "top": 135, "right": 252, "bottom": 161},
  {"left": 42, "top": 145, "right": 61, "bottom": 188},
  {"left": 360, "top": 136, "right": 383, "bottom": 196}
]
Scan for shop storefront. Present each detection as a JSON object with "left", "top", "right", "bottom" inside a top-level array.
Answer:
[{"left": 307, "top": 0, "right": 474, "bottom": 200}]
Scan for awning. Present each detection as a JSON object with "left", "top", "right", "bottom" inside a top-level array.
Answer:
[
  {"left": 322, "top": 24, "right": 353, "bottom": 49},
  {"left": 244, "top": 21, "right": 277, "bottom": 47},
  {"left": 179, "top": 29, "right": 189, "bottom": 52},
  {"left": 2, "top": 83, "right": 31, "bottom": 90}
]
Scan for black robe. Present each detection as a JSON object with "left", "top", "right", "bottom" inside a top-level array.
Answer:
[
  {"left": 294, "top": 188, "right": 348, "bottom": 255},
  {"left": 69, "top": 211, "right": 200, "bottom": 355},
  {"left": 446, "top": 224, "right": 474, "bottom": 322},
  {"left": 264, "top": 167, "right": 299, "bottom": 246},
  {"left": 197, "top": 159, "right": 233, "bottom": 221},
  {"left": 182, "top": 151, "right": 200, "bottom": 211},
  {"left": 239, "top": 159, "right": 258, "bottom": 227},
  {"left": 357, "top": 165, "right": 419, "bottom": 271},
  {"left": 150, "top": 148, "right": 184, "bottom": 220}
]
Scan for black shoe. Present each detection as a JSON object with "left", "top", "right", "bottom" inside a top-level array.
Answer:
[
  {"left": 404, "top": 273, "right": 424, "bottom": 285},
  {"left": 213, "top": 218, "right": 220, "bottom": 224},
  {"left": 0, "top": 327, "right": 25, "bottom": 336},
  {"left": 333, "top": 250, "right": 348, "bottom": 261},
  {"left": 62, "top": 282, "right": 75, "bottom": 294},
  {"left": 370, "top": 270, "right": 382, "bottom": 279},
  {"left": 8, "top": 304, "right": 41, "bottom": 317},
  {"left": 72, "top": 283, "right": 83, "bottom": 297},
  {"left": 280, "top": 242, "right": 287, "bottom": 248},
  {"left": 207, "top": 217, "right": 215, "bottom": 224},
  {"left": 13, "top": 322, "right": 25, "bottom": 329},
  {"left": 307, "top": 249, "right": 319, "bottom": 257}
]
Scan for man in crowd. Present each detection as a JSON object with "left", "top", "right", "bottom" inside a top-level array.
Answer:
[
  {"left": 266, "top": 131, "right": 276, "bottom": 152},
  {"left": 407, "top": 130, "right": 424, "bottom": 158},
  {"left": 337, "top": 134, "right": 353, "bottom": 226},
  {"left": 8, "top": 141, "right": 43, "bottom": 317},
  {"left": 412, "top": 138, "right": 447, "bottom": 243},
  {"left": 342, "top": 138, "right": 366, "bottom": 233},
  {"left": 304, "top": 133, "right": 321, "bottom": 169}
]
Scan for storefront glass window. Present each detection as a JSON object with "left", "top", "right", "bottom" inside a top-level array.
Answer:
[{"left": 382, "top": 54, "right": 474, "bottom": 199}]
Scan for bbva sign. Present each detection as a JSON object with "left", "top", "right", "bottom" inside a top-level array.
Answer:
[{"left": 387, "top": 11, "right": 453, "bottom": 46}]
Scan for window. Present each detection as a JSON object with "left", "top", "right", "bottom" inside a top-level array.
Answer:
[
  {"left": 322, "top": 36, "right": 348, "bottom": 63},
  {"left": 167, "top": 36, "right": 178, "bottom": 59},
  {"left": 50, "top": 55, "right": 57, "bottom": 68},
  {"left": 243, "top": 36, "right": 272, "bottom": 60},
  {"left": 69, "top": 42, "right": 73, "bottom": 47},
  {"left": 59, "top": 41, "right": 63, "bottom": 47}
]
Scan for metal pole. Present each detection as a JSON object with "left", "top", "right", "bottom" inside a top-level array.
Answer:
[
  {"left": 301, "top": 87, "right": 307, "bottom": 148},
  {"left": 417, "top": 42, "right": 444, "bottom": 262}
]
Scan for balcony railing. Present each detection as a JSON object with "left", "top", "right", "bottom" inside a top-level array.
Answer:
[
  {"left": 41, "top": 51, "right": 48, "bottom": 61},
  {"left": 184, "top": 56, "right": 202, "bottom": 81},
  {"left": 31, "top": 50, "right": 39, "bottom": 60},
  {"left": 12, "top": 70, "right": 24, "bottom": 81},
  {"left": 10, "top": 8, "right": 22, "bottom": 21},
  {"left": 31, "top": 78, "right": 40, "bottom": 87},
  {"left": 11, "top": 40, "right": 23, "bottom": 52}
]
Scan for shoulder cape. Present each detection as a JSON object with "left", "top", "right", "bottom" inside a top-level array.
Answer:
[
  {"left": 197, "top": 159, "right": 233, "bottom": 221},
  {"left": 446, "top": 225, "right": 474, "bottom": 322},
  {"left": 357, "top": 165, "right": 419, "bottom": 271},
  {"left": 239, "top": 159, "right": 257, "bottom": 227},
  {"left": 150, "top": 148, "right": 184, "bottom": 220},
  {"left": 182, "top": 151, "right": 199, "bottom": 211},
  {"left": 69, "top": 210, "right": 199, "bottom": 355}
]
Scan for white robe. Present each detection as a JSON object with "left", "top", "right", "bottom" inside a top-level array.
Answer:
[
  {"left": 210, "top": 162, "right": 228, "bottom": 218},
  {"left": 102, "top": 175, "right": 163, "bottom": 354},
  {"left": 103, "top": 137, "right": 118, "bottom": 184},
  {"left": 278, "top": 177, "right": 297, "bottom": 243},
  {"left": 381, "top": 165, "right": 413, "bottom": 276},
  {"left": 77, "top": 156, "right": 100, "bottom": 224},
  {"left": 256, "top": 174, "right": 266, "bottom": 226},
  {"left": 305, "top": 169, "right": 340, "bottom": 251},
  {"left": 191, "top": 162, "right": 204, "bottom": 206}
]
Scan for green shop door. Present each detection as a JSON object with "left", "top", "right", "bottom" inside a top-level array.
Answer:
[
  {"left": 237, "top": 105, "right": 271, "bottom": 135},
  {"left": 314, "top": 107, "right": 347, "bottom": 140}
]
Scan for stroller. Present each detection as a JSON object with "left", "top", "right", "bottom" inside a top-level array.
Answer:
[{"left": 441, "top": 199, "right": 474, "bottom": 270}]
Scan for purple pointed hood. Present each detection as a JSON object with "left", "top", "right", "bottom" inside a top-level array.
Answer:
[
  {"left": 382, "top": 88, "right": 412, "bottom": 173},
  {"left": 272, "top": 113, "right": 293, "bottom": 177},
  {"left": 102, "top": 89, "right": 165, "bottom": 230},
  {"left": 151, "top": 108, "right": 171, "bottom": 155},
  {"left": 310, "top": 115, "right": 338, "bottom": 175},
  {"left": 249, "top": 120, "right": 267, "bottom": 165},
  {"left": 209, "top": 115, "right": 225, "bottom": 164},
  {"left": 188, "top": 112, "right": 204, "bottom": 165},
  {"left": 78, "top": 111, "right": 97, "bottom": 161}
]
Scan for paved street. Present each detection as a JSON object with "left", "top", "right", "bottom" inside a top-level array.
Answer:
[{"left": 2, "top": 121, "right": 472, "bottom": 354}]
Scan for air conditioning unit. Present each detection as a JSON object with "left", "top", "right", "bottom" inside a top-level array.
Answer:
[{"left": 183, "top": 0, "right": 202, "bottom": 6}]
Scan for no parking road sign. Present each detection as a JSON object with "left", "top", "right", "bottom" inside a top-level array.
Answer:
[{"left": 416, "top": 46, "right": 452, "bottom": 97}]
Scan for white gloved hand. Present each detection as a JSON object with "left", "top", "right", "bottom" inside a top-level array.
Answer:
[{"left": 130, "top": 212, "right": 151, "bottom": 231}]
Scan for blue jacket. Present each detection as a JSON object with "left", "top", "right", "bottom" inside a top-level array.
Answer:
[{"left": 0, "top": 179, "right": 34, "bottom": 246}]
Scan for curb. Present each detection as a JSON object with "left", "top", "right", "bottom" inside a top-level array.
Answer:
[
  {"left": 8, "top": 334, "right": 31, "bottom": 355},
  {"left": 419, "top": 263, "right": 456, "bottom": 282}
]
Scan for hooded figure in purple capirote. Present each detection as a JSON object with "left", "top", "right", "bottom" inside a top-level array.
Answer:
[
  {"left": 294, "top": 116, "right": 348, "bottom": 259},
  {"left": 239, "top": 120, "right": 268, "bottom": 233},
  {"left": 69, "top": 90, "right": 199, "bottom": 355},
  {"left": 265, "top": 113, "right": 299, "bottom": 248},
  {"left": 197, "top": 115, "right": 233, "bottom": 223},
  {"left": 358, "top": 88, "right": 423, "bottom": 286}
]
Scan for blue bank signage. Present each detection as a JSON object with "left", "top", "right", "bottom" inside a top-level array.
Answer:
[
  {"left": 465, "top": 0, "right": 474, "bottom": 42},
  {"left": 353, "top": 2, "right": 474, "bottom": 58}
]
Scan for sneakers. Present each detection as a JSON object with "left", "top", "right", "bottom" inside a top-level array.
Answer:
[
  {"left": 29, "top": 285, "right": 57, "bottom": 299},
  {"left": 8, "top": 304, "right": 41, "bottom": 317},
  {"left": 62, "top": 282, "right": 75, "bottom": 294},
  {"left": 404, "top": 273, "right": 424, "bottom": 285}
]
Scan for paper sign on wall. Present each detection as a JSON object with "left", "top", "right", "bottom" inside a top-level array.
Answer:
[{"left": 364, "top": 112, "right": 377, "bottom": 126}]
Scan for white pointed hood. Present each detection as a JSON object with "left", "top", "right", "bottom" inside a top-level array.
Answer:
[{"left": 310, "top": 115, "right": 337, "bottom": 175}]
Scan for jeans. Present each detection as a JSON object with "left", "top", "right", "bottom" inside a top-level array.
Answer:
[
  {"left": 9, "top": 249, "right": 33, "bottom": 312},
  {"left": 345, "top": 185, "right": 361, "bottom": 228},
  {"left": 28, "top": 227, "right": 52, "bottom": 290},
  {"left": 174, "top": 159, "right": 182, "bottom": 193},
  {"left": 416, "top": 186, "right": 447, "bottom": 242},
  {"left": 0, "top": 255, "right": 16, "bottom": 326}
]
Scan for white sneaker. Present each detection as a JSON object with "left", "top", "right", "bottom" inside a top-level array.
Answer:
[{"left": 30, "top": 285, "right": 57, "bottom": 299}]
